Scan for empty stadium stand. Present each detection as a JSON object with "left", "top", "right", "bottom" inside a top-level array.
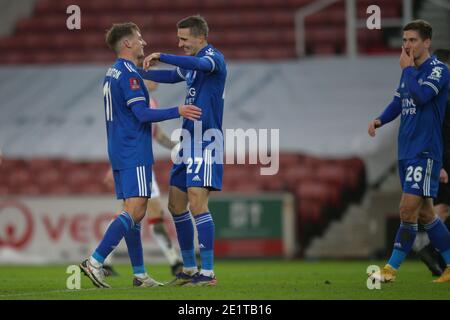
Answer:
[{"left": 0, "top": 0, "right": 404, "bottom": 63}]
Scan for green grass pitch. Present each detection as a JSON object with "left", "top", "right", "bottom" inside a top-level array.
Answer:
[{"left": 0, "top": 260, "right": 448, "bottom": 300}]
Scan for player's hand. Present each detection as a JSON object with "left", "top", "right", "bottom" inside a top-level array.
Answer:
[
  {"left": 368, "top": 119, "right": 381, "bottom": 137},
  {"left": 440, "top": 168, "right": 448, "bottom": 184},
  {"left": 143, "top": 53, "right": 161, "bottom": 70},
  {"left": 103, "top": 168, "right": 114, "bottom": 188},
  {"left": 178, "top": 105, "right": 202, "bottom": 121},
  {"left": 400, "top": 46, "right": 414, "bottom": 69}
]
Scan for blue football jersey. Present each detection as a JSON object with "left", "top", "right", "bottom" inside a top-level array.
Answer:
[
  {"left": 176, "top": 45, "right": 227, "bottom": 140},
  {"left": 396, "top": 56, "right": 450, "bottom": 161},
  {"left": 103, "top": 58, "right": 153, "bottom": 170}
]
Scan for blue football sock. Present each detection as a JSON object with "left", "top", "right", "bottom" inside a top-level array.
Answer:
[
  {"left": 387, "top": 221, "right": 418, "bottom": 269},
  {"left": 92, "top": 211, "right": 134, "bottom": 264},
  {"left": 173, "top": 211, "right": 196, "bottom": 269},
  {"left": 124, "top": 223, "right": 146, "bottom": 275},
  {"left": 195, "top": 212, "right": 215, "bottom": 272},
  {"left": 425, "top": 217, "right": 450, "bottom": 265}
]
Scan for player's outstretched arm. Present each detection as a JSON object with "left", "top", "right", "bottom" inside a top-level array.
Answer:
[
  {"left": 144, "top": 53, "right": 214, "bottom": 73},
  {"left": 138, "top": 69, "right": 184, "bottom": 84},
  {"left": 368, "top": 97, "right": 402, "bottom": 137},
  {"left": 131, "top": 102, "right": 201, "bottom": 123}
]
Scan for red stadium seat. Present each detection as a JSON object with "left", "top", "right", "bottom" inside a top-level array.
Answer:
[
  {"left": 2, "top": 0, "right": 403, "bottom": 63},
  {"left": 0, "top": 185, "right": 14, "bottom": 195},
  {"left": 7, "top": 169, "right": 31, "bottom": 189},
  {"left": 20, "top": 184, "right": 42, "bottom": 196},
  {"left": 310, "top": 44, "right": 337, "bottom": 55},
  {"left": 36, "top": 168, "right": 62, "bottom": 187},
  {"left": 233, "top": 181, "right": 261, "bottom": 193},
  {"left": 46, "top": 184, "right": 72, "bottom": 195},
  {"left": 282, "top": 165, "right": 316, "bottom": 189},
  {"left": 297, "top": 199, "right": 323, "bottom": 222},
  {"left": 280, "top": 153, "right": 303, "bottom": 168},
  {"left": 295, "top": 181, "right": 342, "bottom": 207},
  {"left": 295, "top": 182, "right": 329, "bottom": 203},
  {"left": 316, "top": 165, "right": 348, "bottom": 189},
  {"left": 260, "top": 175, "right": 286, "bottom": 191}
]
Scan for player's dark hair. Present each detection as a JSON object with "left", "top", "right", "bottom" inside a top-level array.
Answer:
[
  {"left": 403, "top": 20, "right": 432, "bottom": 40},
  {"left": 434, "top": 49, "right": 450, "bottom": 64},
  {"left": 177, "top": 15, "right": 209, "bottom": 37},
  {"left": 105, "top": 22, "right": 140, "bottom": 52}
]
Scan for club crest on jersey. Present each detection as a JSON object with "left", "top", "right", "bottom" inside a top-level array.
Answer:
[
  {"left": 205, "top": 48, "right": 215, "bottom": 56},
  {"left": 428, "top": 67, "right": 443, "bottom": 81},
  {"left": 129, "top": 77, "right": 140, "bottom": 90}
]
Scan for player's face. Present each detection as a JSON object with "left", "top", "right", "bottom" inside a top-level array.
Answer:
[
  {"left": 402, "top": 30, "right": 430, "bottom": 60},
  {"left": 130, "top": 30, "right": 147, "bottom": 60},
  {"left": 177, "top": 28, "right": 204, "bottom": 56}
]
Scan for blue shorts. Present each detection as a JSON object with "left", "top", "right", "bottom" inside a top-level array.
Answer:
[
  {"left": 398, "top": 158, "right": 440, "bottom": 198},
  {"left": 113, "top": 165, "right": 152, "bottom": 200},
  {"left": 170, "top": 149, "right": 223, "bottom": 192}
]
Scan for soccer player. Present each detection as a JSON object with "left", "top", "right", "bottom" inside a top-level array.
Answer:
[
  {"left": 140, "top": 15, "right": 227, "bottom": 286},
  {"left": 368, "top": 20, "right": 450, "bottom": 283},
  {"left": 412, "top": 49, "right": 450, "bottom": 276},
  {"left": 103, "top": 79, "right": 183, "bottom": 276},
  {"left": 79, "top": 22, "right": 201, "bottom": 288}
]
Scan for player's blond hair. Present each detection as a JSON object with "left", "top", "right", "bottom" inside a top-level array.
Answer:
[{"left": 105, "top": 22, "right": 140, "bottom": 53}]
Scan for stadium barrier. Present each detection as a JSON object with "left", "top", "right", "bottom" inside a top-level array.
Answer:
[{"left": 0, "top": 193, "right": 295, "bottom": 264}]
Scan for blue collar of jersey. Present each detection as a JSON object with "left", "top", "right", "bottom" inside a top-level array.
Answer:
[
  {"left": 116, "top": 57, "right": 137, "bottom": 67},
  {"left": 196, "top": 44, "right": 213, "bottom": 57}
]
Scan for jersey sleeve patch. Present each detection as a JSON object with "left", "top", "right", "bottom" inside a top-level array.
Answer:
[
  {"left": 129, "top": 77, "right": 141, "bottom": 90},
  {"left": 427, "top": 66, "right": 444, "bottom": 82}
]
